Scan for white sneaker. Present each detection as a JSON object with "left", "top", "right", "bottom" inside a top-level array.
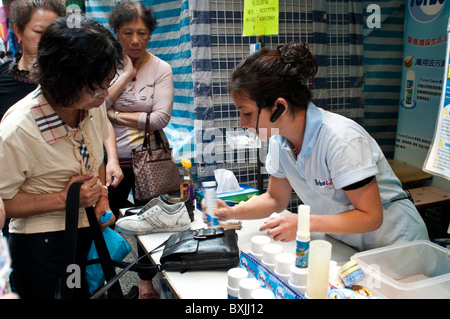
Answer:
[{"left": 116, "top": 200, "right": 191, "bottom": 235}]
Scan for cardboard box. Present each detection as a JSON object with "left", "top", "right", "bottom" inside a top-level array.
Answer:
[{"left": 195, "top": 184, "right": 259, "bottom": 210}]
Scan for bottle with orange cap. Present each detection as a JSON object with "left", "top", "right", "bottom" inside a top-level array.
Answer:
[{"left": 180, "top": 158, "right": 194, "bottom": 201}]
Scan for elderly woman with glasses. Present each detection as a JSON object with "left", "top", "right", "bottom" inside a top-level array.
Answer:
[
  {"left": 0, "top": 16, "right": 123, "bottom": 299},
  {"left": 105, "top": 1, "right": 174, "bottom": 299}
]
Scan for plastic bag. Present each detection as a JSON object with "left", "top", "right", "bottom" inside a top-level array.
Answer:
[{"left": 86, "top": 227, "right": 131, "bottom": 294}]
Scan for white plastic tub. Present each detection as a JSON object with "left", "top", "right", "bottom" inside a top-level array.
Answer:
[{"left": 352, "top": 240, "right": 450, "bottom": 299}]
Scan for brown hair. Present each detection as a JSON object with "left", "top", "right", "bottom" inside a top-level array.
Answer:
[
  {"left": 108, "top": 0, "right": 157, "bottom": 35},
  {"left": 10, "top": 0, "right": 66, "bottom": 32},
  {"left": 228, "top": 42, "right": 318, "bottom": 112}
]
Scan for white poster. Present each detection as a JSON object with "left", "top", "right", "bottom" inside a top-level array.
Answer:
[{"left": 423, "top": 17, "right": 450, "bottom": 181}]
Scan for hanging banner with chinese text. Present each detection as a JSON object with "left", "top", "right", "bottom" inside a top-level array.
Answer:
[{"left": 394, "top": 0, "right": 450, "bottom": 168}]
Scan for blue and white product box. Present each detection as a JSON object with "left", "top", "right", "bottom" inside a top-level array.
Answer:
[
  {"left": 239, "top": 252, "right": 305, "bottom": 299},
  {"left": 195, "top": 184, "right": 259, "bottom": 211}
]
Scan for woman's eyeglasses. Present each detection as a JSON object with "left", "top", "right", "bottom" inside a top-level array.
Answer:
[{"left": 83, "top": 74, "right": 118, "bottom": 98}]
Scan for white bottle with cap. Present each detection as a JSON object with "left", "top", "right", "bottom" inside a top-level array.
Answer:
[
  {"left": 262, "top": 243, "right": 283, "bottom": 270},
  {"left": 202, "top": 181, "right": 219, "bottom": 227},
  {"left": 250, "top": 235, "right": 271, "bottom": 260},
  {"left": 289, "top": 264, "right": 308, "bottom": 295},
  {"left": 295, "top": 205, "right": 310, "bottom": 268},
  {"left": 239, "top": 278, "right": 260, "bottom": 299},
  {"left": 227, "top": 267, "right": 248, "bottom": 299},
  {"left": 274, "top": 253, "right": 295, "bottom": 282},
  {"left": 251, "top": 288, "right": 275, "bottom": 299}
]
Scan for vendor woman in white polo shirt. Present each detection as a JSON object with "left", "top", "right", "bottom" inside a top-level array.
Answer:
[{"left": 214, "top": 42, "right": 428, "bottom": 251}]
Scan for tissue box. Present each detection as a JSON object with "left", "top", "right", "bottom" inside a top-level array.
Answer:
[{"left": 195, "top": 184, "right": 259, "bottom": 210}]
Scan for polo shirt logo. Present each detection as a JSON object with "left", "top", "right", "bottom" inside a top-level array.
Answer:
[{"left": 314, "top": 179, "right": 333, "bottom": 187}]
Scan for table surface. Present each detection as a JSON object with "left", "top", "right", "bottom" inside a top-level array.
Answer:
[
  {"left": 409, "top": 186, "right": 450, "bottom": 207},
  {"left": 127, "top": 209, "right": 357, "bottom": 299},
  {"left": 388, "top": 159, "right": 432, "bottom": 186}
]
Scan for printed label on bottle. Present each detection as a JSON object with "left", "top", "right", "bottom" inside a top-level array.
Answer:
[
  {"left": 204, "top": 187, "right": 219, "bottom": 226},
  {"left": 295, "top": 240, "right": 309, "bottom": 268},
  {"left": 206, "top": 204, "right": 219, "bottom": 226},
  {"left": 188, "top": 185, "right": 194, "bottom": 202}
]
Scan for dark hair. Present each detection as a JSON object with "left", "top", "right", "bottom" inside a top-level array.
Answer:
[
  {"left": 228, "top": 42, "right": 318, "bottom": 112},
  {"left": 32, "top": 16, "right": 123, "bottom": 107},
  {"left": 108, "top": 0, "right": 157, "bottom": 35},
  {"left": 10, "top": 0, "right": 67, "bottom": 32}
]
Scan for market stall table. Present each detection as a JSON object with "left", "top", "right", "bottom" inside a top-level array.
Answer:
[
  {"left": 387, "top": 159, "right": 432, "bottom": 188},
  {"left": 119, "top": 208, "right": 357, "bottom": 299}
]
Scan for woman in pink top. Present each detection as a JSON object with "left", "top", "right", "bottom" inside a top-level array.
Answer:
[{"left": 106, "top": 1, "right": 174, "bottom": 299}]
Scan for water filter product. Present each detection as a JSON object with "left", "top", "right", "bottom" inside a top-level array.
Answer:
[
  {"left": 202, "top": 181, "right": 219, "bottom": 226},
  {"left": 239, "top": 251, "right": 304, "bottom": 299},
  {"left": 238, "top": 278, "right": 260, "bottom": 299},
  {"left": 274, "top": 253, "right": 295, "bottom": 282},
  {"left": 289, "top": 264, "right": 308, "bottom": 295},
  {"left": 251, "top": 288, "right": 275, "bottom": 299},
  {"left": 250, "top": 235, "right": 271, "bottom": 260},
  {"left": 262, "top": 243, "right": 283, "bottom": 270},
  {"left": 227, "top": 267, "right": 248, "bottom": 299},
  {"left": 295, "top": 205, "right": 310, "bottom": 268}
]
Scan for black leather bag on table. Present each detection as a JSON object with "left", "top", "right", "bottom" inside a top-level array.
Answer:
[
  {"left": 92, "top": 227, "right": 239, "bottom": 299},
  {"left": 160, "top": 227, "right": 240, "bottom": 272}
]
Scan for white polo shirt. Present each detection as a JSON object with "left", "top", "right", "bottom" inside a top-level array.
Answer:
[{"left": 266, "top": 102, "right": 428, "bottom": 251}]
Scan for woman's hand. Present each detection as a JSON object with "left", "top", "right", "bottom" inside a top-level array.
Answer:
[
  {"left": 64, "top": 175, "right": 115, "bottom": 230},
  {"left": 259, "top": 212, "right": 298, "bottom": 242},
  {"left": 61, "top": 174, "right": 100, "bottom": 208},
  {"left": 94, "top": 197, "right": 115, "bottom": 231},
  {"left": 201, "top": 198, "right": 232, "bottom": 223},
  {"left": 122, "top": 53, "right": 138, "bottom": 81},
  {"left": 105, "top": 160, "right": 124, "bottom": 188}
]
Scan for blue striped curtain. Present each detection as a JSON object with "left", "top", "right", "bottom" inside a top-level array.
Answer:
[
  {"left": 85, "top": 0, "right": 196, "bottom": 166},
  {"left": 363, "top": 0, "right": 405, "bottom": 159},
  {"left": 311, "top": 0, "right": 365, "bottom": 123}
]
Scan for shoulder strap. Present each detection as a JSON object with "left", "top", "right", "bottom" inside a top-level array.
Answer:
[
  {"left": 142, "top": 112, "right": 151, "bottom": 150},
  {"left": 142, "top": 112, "right": 166, "bottom": 150},
  {"left": 86, "top": 206, "right": 124, "bottom": 299},
  {"left": 56, "top": 182, "right": 82, "bottom": 299}
]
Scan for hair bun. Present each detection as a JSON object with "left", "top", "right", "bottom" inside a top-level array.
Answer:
[{"left": 277, "top": 42, "right": 318, "bottom": 83}]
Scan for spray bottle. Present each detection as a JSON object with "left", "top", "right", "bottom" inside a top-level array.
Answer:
[
  {"left": 295, "top": 205, "right": 310, "bottom": 268},
  {"left": 289, "top": 204, "right": 310, "bottom": 295}
]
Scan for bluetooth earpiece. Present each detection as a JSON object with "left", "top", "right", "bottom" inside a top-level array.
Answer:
[{"left": 270, "top": 104, "right": 285, "bottom": 122}]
